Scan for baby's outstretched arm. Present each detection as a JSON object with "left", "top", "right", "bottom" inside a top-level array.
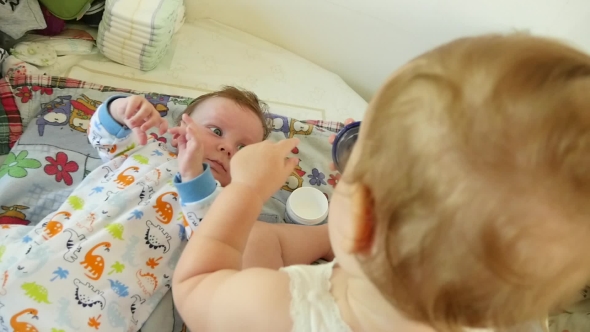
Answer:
[{"left": 172, "top": 138, "right": 301, "bottom": 331}]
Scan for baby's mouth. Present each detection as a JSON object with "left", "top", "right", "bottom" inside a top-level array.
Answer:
[{"left": 207, "top": 159, "right": 226, "bottom": 173}]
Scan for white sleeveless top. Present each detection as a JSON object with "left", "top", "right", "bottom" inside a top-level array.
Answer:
[
  {"left": 280, "top": 261, "right": 353, "bottom": 332},
  {"left": 279, "top": 263, "right": 508, "bottom": 332}
]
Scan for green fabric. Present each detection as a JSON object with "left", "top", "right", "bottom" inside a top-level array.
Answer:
[{"left": 38, "top": 0, "right": 94, "bottom": 20}]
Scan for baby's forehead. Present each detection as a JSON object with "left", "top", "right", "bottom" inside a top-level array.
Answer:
[{"left": 190, "top": 102, "right": 264, "bottom": 141}]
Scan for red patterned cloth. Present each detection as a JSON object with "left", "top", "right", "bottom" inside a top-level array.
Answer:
[
  {"left": 302, "top": 119, "right": 344, "bottom": 133},
  {"left": 0, "top": 77, "right": 23, "bottom": 153}
]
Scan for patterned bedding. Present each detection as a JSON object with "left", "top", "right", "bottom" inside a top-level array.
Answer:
[
  {"left": 0, "top": 75, "right": 344, "bottom": 331},
  {"left": 0, "top": 78, "right": 24, "bottom": 155}
]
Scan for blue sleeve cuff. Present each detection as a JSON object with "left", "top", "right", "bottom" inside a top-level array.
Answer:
[
  {"left": 98, "top": 95, "right": 132, "bottom": 138},
  {"left": 174, "top": 163, "right": 218, "bottom": 203}
]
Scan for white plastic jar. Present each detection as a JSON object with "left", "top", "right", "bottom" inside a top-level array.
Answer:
[{"left": 284, "top": 187, "right": 329, "bottom": 225}]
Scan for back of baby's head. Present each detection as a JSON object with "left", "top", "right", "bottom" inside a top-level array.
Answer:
[
  {"left": 178, "top": 86, "right": 271, "bottom": 139},
  {"left": 351, "top": 34, "right": 590, "bottom": 331}
]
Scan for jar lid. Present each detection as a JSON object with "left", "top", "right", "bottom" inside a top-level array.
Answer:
[{"left": 286, "top": 187, "right": 329, "bottom": 225}]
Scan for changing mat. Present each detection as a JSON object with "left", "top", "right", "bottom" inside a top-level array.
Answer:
[{"left": 0, "top": 75, "right": 345, "bottom": 331}]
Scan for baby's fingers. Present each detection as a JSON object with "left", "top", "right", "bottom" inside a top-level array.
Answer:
[
  {"left": 277, "top": 138, "right": 300, "bottom": 155},
  {"left": 168, "top": 126, "right": 185, "bottom": 136},
  {"left": 328, "top": 134, "right": 336, "bottom": 145},
  {"left": 328, "top": 162, "right": 337, "bottom": 172},
  {"left": 158, "top": 119, "right": 168, "bottom": 135},
  {"left": 142, "top": 116, "right": 167, "bottom": 135},
  {"left": 285, "top": 156, "right": 299, "bottom": 169},
  {"left": 133, "top": 127, "right": 148, "bottom": 145},
  {"left": 169, "top": 126, "right": 187, "bottom": 145},
  {"left": 186, "top": 123, "right": 199, "bottom": 139},
  {"left": 140, "top": 113, "right": 161, "bottom": 132},
  {"left": 123, "top": 96, "right": 142, "bottom": 120},
  {"left": 328, "top": 118, "right": 354, "bottom": 145},
  {"left": 127, "top": 104, "right": 148, "bottom": 126},
  {"left": 182, "top": 113, "right": 197, "bottom": 126}
]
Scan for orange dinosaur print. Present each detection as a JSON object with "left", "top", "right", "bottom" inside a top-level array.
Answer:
[
  {"left": 109, "top": 144, "right": 117, "bottom": 154},
  {"left": 88, "top": 314, "right": 101, "bottom": 330},
  {"left": 146, "top": 257, "right": 162, "bottom": 269},
  {"left": 114, "top": 166, "right": 139, "bottom": 189},
  {"left": 136, "top": 269, "right": 158, "bottom": 296},
  {"left": 153, "top": 192, "right": 178, "bottom": 224},
  {"left": 0, "top": 270, "right": 8, "bottom": 295},
  {"left": 80, "top": 242, "right": 111, "bottom": 280},
  {"left": 42, "top": 211, "right": 70, "bottom": 239},
  {"left": 76, "top": 212, "right": 96, "bottom": 232},
  {"left": 10, "top": 308, "right": 39, "bottom": 332}
]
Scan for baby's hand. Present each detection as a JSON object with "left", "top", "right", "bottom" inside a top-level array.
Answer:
[
  {"left": 169, "top": 114, "right": 204, "bottom": 181},
  {"left": 328, "top": 118, "right": 355, "bottom": 171},
  {"left": 110, "top": 95, "right": 168, "bottom": 145},
  {"left": 230, "top": 138, "right": 299, "bottom": 202}
]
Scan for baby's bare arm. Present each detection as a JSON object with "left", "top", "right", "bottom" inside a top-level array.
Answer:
[
  {"left": 244, "top": 222, "right": 332, "bottom": 269},
  {"left": 175, "top": 268, "right": 293, "bottom": 331},
  {"left": 172, "top": 139, "right": 303, "bottom": 331},
  {"left": 172, "top": 185, "right": 295, "bottom": 331}
]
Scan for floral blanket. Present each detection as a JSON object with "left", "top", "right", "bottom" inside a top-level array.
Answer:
[{"left": 0, "top": 75, "right": 344, "bottom": 332}]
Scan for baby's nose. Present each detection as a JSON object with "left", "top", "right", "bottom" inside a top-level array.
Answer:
[{"left": 220, "top": 146, "right": 233, "bottom": 157}]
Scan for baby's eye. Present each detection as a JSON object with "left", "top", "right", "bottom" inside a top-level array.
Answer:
[
  {"left": 237, "top": 145, "right": 246, "bottom": 151},
  {"left": 210, "top": 127, "right": 222, "bottom": 136}
]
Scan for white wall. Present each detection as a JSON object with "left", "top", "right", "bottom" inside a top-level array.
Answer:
[{"left": 184, "top": 0, "right": 590, "bottom": 101}]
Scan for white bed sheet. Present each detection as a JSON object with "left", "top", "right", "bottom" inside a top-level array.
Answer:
[{"left": 61, "top": 19, "right": 368, "bottom": 121}]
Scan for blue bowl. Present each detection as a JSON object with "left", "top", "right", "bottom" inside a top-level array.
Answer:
[{"left": 331, "top": 121, "right": 361, "bottom": 173}]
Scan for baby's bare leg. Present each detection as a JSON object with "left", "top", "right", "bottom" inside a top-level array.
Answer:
[{"left": 242, "top": 221, "right": 332, "bottom": 269}]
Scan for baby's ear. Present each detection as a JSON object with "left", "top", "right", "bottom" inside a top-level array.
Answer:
[{"left": 344, "top": 183, "right": 375, "bottom": 255}]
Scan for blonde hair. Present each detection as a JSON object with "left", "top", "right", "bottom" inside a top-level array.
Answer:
[
  {"left": 351, "top": 34, "right": 590, "bottom": 331},
  {"left": 178, "top": 86, "right": 271, "bottom": 139}
]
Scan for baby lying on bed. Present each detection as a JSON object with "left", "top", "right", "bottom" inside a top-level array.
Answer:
[{"left": 0, "top": 86, "right": 332, "bottom": 332}]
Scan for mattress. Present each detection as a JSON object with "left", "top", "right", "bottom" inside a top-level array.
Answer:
[{"left": 64, "top": 19, "right": 368, "bottom": 122}]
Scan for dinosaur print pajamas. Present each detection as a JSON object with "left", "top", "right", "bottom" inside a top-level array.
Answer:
[{"left": 0, "top": 96, "right": 221, "bottom": 332}]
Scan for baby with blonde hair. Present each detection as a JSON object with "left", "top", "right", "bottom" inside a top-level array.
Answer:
[{"left": 172, "top": 34, "right": 590, "bottom": 332}]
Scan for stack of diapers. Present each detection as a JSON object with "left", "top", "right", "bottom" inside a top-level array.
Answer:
[{"left": 97, "top": 0, "right": 185, "bottom": 71}]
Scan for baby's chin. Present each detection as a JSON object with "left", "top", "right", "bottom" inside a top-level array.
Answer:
[
  {"left": 209, "top": 165, "right": 230, "bottom": 187},
  {"left": 213, "top": 174, "right": 230, "bottom": 187}
]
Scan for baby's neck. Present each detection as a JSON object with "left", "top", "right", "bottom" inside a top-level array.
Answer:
[{"left": 334, "top": 267, "right": 436, "bottom": 332}]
